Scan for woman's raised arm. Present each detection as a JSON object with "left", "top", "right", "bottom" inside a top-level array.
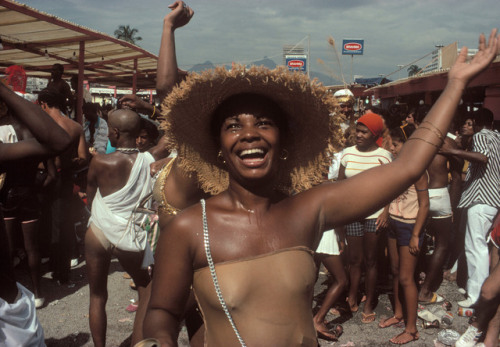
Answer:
[{"left": 302, "top": 29, "right": 499, "bottom": 231}]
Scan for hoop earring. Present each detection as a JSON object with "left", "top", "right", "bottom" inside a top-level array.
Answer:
[
  {"left": 279, "top": 149, "right": 288, "bottom": 161},
  {"left": 217, "top": 150, "right": 226, "bottom": 164}
]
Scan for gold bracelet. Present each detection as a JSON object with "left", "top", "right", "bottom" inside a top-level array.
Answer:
[
  {"left": 416, "top": 126, "right": 444, "bottom": 145},
  {"left": 406, "top": 136, "right": 441, "bottom": 149},
  {"left": 421, "top": 121, "right": 445, "bottom": 139},
  {"left": 151, "top": 105, "right": 156, "bottom": 119}
]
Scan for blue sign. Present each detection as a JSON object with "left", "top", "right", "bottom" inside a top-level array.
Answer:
[
  {"left": 342, "top": 39, "right": 364, "bottom": 55},
  {"left": 285, "top": 55, "right": 307, "bottom": 72}
]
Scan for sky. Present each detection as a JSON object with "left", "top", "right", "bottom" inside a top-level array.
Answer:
[{"left": 17, "top": 0, "right": 500, "bottom": 83}]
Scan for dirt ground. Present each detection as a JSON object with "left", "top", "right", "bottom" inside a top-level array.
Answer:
[{"left": 14, "top": 256, "right": 472, "bottom": 347}]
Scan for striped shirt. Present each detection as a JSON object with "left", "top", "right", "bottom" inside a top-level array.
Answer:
[
  {"left": 458, "top": 129, "right": 500, "bottom": 208},
  {"left": 341, "top": 145, "right": 392, "bottom": 219}
]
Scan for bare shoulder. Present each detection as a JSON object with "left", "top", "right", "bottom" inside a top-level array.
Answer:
[
  {"left": 56, "top": 116, "right": 83, "bottom": 139},
  {"left": 171, "top": 202, "right": 203, "bottom": 232},
  {"left": 160, "top": 201, "right": 204, "bottom": 257}
]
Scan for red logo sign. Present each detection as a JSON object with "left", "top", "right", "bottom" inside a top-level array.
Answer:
[
  {"left": 344, "top": 43, "right": 362, "bottom": 51},
  {"left": 287, "top": 60, "right": 305, "bottom": 68}
]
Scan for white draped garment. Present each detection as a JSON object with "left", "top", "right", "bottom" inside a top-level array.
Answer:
[{"left": 89, "top": 152, "right": 155, "bottom": 252}]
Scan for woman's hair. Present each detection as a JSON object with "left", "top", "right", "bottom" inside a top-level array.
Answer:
[
  {"left": 389, "top": 123, "right": 416, "bottom": 143},
  {"left": 474, "top": 108, "right": 494, "bottom": 128},
  {"left": 210, "top": 93, "right": 289, "bottom": 144},
  {"left": 139, "top": 117, "right": 160, "bottom": 144}
]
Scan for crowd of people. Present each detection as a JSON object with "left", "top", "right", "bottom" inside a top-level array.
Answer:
[{"left": 1, "top": 2, "right": 499, "bottom": 347}]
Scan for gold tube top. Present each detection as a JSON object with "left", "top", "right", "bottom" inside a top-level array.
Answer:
[{"left": 152, "top": 158, "right": 180, "bottom": 217}]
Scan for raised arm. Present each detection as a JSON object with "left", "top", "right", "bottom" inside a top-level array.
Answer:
[
  {"left": 304, "top": 29, "right": 499, "bottom": 230},
  {"left": 156, "top": 1, "right": 193, "bottom": 101},
  {"left": 119, "top": 94, "right": 155, "bottom": 117},
  {"left": 0, "top": 83, "right": 71, "bottom": 154}
]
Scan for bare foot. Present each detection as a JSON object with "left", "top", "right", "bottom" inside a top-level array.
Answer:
[
  {"left": 379, "top": 316, "right": 403, "bottom": 328},
  {"left": 390, "top": 330, "right": 419, "bottom": 345},
  {"left": 346, "top": 297, "right": 359, "bottom": 312}
]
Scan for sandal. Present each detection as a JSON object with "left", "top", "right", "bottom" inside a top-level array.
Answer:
[
  {"left": 361, "top": 312, "right": 376, "bottom": 323},
  {"left": 379, "top": 316, "right": 404, "bottom": 328},
  {"left": 317, "top": 324, "right": 343, "bottom": 341},
  {"left": 390, "top": 330, "right": 419, "bottom": 345}
]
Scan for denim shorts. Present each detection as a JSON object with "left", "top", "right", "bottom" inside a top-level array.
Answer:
[
  {"left": 388, "top": 218, "right": 425, "bottom": 247},
  {"left": 346, "top": 218, "right": 377, "bottom": 237}
]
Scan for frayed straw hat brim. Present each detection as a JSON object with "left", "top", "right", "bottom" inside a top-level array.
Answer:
[{"left": 159, "top": 64, "right": 344, "bottom": 195}]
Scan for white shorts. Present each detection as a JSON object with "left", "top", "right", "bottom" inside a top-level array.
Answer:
[
  {"left": 429, "top": 187, "right": 453, "bottom": 219},
  {"left": 316, "top": 229, "right": 340, "bottom": 255}
]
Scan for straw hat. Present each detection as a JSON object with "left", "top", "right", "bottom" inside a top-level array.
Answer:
[{"left": 159, "top": 64, "right": 344, "bottom": 195}]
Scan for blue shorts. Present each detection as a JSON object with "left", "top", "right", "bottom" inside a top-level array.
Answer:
[
  {"left": 346, "top": 218, "right": 377, "bottom": 237},
  {"left": 388, "top": 218, "right": 425, "bottom": 247}
]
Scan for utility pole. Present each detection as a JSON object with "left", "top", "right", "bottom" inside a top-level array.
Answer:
[{"left": 397, "top": 64, "right": 404, "bottom": 79}]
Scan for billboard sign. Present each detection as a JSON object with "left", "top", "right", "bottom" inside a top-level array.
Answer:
[
  {"left": 342, "top": 39, "right": 364, "bottom": 55},
  {"left": 285, "top": 54, "right": 307, "bottom": 72}
]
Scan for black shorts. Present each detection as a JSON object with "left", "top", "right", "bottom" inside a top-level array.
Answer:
[{"left": 1, "top": 186, "right": 40, "bottom": 221}]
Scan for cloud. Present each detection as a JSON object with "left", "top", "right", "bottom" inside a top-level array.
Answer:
[{"left": 17, "top": 0, "right": 500, "bottom": 79}]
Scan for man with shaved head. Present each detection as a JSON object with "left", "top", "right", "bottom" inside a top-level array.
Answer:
[{"left": 85, "top": 108, "right": 156, "bottom": 347}]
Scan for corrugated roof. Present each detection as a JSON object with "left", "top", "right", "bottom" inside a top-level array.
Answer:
[{"left": 0, "top": 0, "right": 157, "bottom": 89}]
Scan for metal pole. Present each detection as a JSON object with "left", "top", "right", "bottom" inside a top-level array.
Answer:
[
  {"left": 351, "top": 55, "right": 353, "bottom": 84},
  {"left": 307, "top": 34, "right": 310, "bottom": 79},
  {"left": 76, "top": 40, "right": 84, "bottom": 124},
  {"left": 132, "top": 58, "right": 137, "bottom": 94}
]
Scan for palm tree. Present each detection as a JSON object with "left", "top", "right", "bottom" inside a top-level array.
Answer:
[
  {"left": 114, "top": 25, "right": 142, "bottom": 45},
  {"left": 407, "top": 65, "right": 420, "bottom": 77}
]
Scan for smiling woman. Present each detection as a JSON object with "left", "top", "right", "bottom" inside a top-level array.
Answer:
[
  {"left": 160, "top": 64, "right": 344, "bottom": 195},
  {"left": 143, "top": 15, "right": 500, "bottom": 346}
]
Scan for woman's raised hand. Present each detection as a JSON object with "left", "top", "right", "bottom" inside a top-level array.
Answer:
[
  {"left": 449, "top": 29, "right": 499, "bottom": 86},
  {"left": 165, "top": 1, "right": 194, "bottom": 31}
]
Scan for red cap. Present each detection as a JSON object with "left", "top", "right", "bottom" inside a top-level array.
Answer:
[{"left": 357, "top": 112, "right": 384, "bottom": 147}]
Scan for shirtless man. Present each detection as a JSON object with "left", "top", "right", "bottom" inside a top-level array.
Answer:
[
  {"left": 46, "top": 64, "right": 73, "bottom": 115},
  {"left": 416, "top": 107, "right": 463, "bottom": 303},
  {"left": 85, "top": 109, "right": 158, "bottom": 347},
  {"left": 38, "top": 88, "right": 88, "bottom": 284}
]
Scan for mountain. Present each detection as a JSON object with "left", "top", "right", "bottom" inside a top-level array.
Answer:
[
  {"left": 250, "top": 57, "right": 277, "bottom": 69},
  {"left": 187, "top": 59, "right": 342, "bottom": 86},
  {"left": 309, "top": 71, "right": 342, "bottom": 86},
  {"left": 188, "top": 61, "right": 216, "bottom": 72}
]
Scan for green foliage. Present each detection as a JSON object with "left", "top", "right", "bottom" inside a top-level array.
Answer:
[
  {"left": 114, "top": 25, "right": 142, "bottom": 45},
  {"left": 407, "top": 65, "right": 420, "bottom": 77}
]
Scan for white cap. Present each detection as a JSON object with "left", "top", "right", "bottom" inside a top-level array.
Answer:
[{"left": 333, "top": 89, "right": 355, "bottom": 104}]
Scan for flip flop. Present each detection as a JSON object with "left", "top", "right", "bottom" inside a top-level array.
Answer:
[
  {"left": 418, "top": 292, "right": 444, "bottom": 305},
  {"left": 361, "top": 312, "right": 376, "bottom": 324},
  {"left": 389, "top": 330, "right": 419, "bottom": 345},
  {"left": 379, "top": 316, "right": 404, "bottom": 328}
]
